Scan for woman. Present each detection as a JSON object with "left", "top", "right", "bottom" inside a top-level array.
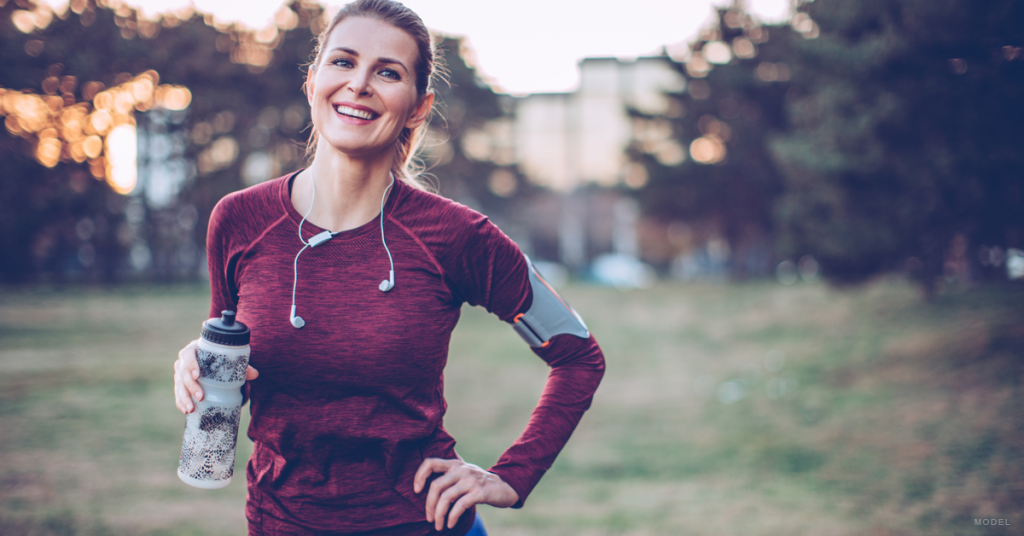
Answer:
[{"left": 172, "top": 1, "right": 605, "bottom": 534}]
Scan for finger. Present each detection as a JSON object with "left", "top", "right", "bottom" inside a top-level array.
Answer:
[
  {"left": 447, "top": 492, "right": 480, "bottom": 530},
  {"left": 173, "top": 368, "right": 183, "bottom": 413},
  {"left": 178, "top": 341, "right": 203, "bottom": 401},
  {"left": 413, "top": 457, "right": 451, "bottom": 494},
  {"left": 174, "top": 369, "right": 194, "bottom": 414},
  {"left": 173, "top": 360, "right": 183, "bottom": 412},
  {"left": 434, "top": 479, "right": 473, "bottom": 531},
  {"left": 181, "top": 366, "right": 202, "bottom": 401},
  {"left": 426, "top": 468, "right": 462, "bottom": 525},
  {"left": 174, "top": 340, "right": 200, "bottom": 413},
  {"left": 174, "top": 371, "right": 187, "bottom": 413},
  {"left": 246, "top": 365, "right": 259, "bottom": 381}
]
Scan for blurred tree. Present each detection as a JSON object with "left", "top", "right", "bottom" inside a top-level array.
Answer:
[
  {"left": 427, "top": 35, "right": 525, "bottom": 221},
  {"left": 1, "top": 1, "right": 514, "bottom": 284},
  {"left": 770, "top": 0, "right": 1024, "bottom": 292},
  {"left": 630, "top": 5, "right": 800, "bottom": 277},
  {"left": 1, "top": 0, "right": 322, "bottom": 282}
]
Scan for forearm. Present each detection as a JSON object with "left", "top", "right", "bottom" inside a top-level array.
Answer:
[{"left": 487, "top": 334, "right": 605, "bottom": 507}]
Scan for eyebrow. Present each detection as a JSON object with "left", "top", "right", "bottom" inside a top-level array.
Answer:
[{"left": 332, "top": 47, "right": 409, "bottom": 73}]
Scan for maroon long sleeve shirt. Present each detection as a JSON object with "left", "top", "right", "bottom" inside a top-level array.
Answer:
[{"left": 206, "top": 172, "right": 605, "bottom": 535}]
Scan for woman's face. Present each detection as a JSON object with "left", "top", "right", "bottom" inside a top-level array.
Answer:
[{"left": 307, "top": 16, "right": 432, "bottom": 159}]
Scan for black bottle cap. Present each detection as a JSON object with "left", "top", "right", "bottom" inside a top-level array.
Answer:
[{"left": 200, "top": 310, "right": 250, "bottom": 346}]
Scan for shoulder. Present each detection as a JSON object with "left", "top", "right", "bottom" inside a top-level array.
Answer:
[
  {"left": 390, "top": 181, "right": 523, "bottom": 277},
  {"left": 389, "top": 184, "right": 497, "bottom": 258},
  {"left": 207, "top": 173, "right": 292, "bottom": 245},
  {"left": 391, "top": 182, "right": 517, "bottom": 266},
  {"left": 392, "top": 182, "right": 490, "bottom": 237},
  {"left": 393, "top": 185, "right": 530, "bottom": 314},
  {"left": 212, "top": 175, "right": 287, "bottom": 221}
]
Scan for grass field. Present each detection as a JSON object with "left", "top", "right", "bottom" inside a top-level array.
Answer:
[{"left": 1, "top": 279, "right": 1022, "bottom": 535}]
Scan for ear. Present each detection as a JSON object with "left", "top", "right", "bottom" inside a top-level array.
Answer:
[
  {"left": 304, "top": 64, "right": 316, "bottom": 106},
  {"left": 404, "top": 90, "right": 435, "bottom": 130}
]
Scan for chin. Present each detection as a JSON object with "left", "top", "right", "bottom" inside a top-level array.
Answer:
[{"left": 320, "top": 136, "right": 392, "bottom": 160}]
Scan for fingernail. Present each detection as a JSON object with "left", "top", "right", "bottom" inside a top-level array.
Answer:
[
  {"left": 187, "top": 404, "right": 193, "bottom": 412},
  {"left": 192, "top": 370, "right": 199, "bottom": 379}
]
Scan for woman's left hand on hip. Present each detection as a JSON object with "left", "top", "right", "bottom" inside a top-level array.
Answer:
[{"left": 413, "top": 457, "right": 519, "bottom": 530}]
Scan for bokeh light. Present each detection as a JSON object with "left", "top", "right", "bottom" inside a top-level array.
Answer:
[
  {"left": 703, "top": 41, "right": 733, "bottom": 64},
  {"left": 623, "top": 163, "right": 649, "bottom": 189},
  {"left": 689, "top": 135, "right": 726, "bottom": 164},
  {"left": 197, "top": 136, "right": 240, "bottom": 175},
  {"left": 105, "top": 124, "right": 137, "bottom": 194},
  {"left": 685, "top": 52, "right": 711, "bottom": 78},
  {"left": 756, "top": 62, "right": 791, "bottom": 82},
  {"left": 488, "top": 169, "right": 518, "bottom": 198},
  {"left": 790, "top": 12, "right": 819, "bottom": 39},
  {"left": 732, "top": 37, "right": 757, "bottom": 59},
  {"left": 0, "top": 69, "right": 191, "bottom": 194}
]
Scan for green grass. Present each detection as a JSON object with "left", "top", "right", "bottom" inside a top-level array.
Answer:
[{"left": 1, "top": 279, "right": 1022, "bottom": 535}]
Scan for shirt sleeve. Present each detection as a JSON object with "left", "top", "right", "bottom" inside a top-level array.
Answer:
[
  {"left": 445, "top": 213, "right": 606, "bottom": 508},
  {"left": 206, "top": 195, "right": 241, "bottom": 319},
  {"left": 205, "top": 194, "right": 254, "bottom": 405}
]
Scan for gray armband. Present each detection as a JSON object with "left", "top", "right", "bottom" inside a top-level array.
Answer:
[{"left": 511, "top": 255, "right": 589, "bottom": 347}]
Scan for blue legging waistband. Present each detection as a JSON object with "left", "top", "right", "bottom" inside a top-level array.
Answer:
[{"left": 465, "top": 513, "right": 488, "bottom": 536}]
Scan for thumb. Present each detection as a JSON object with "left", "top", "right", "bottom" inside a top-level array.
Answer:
[{"left": 246, "top": 365, "right": 259, "bottom": 380}]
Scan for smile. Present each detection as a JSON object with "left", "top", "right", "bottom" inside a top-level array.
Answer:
[{"left": 334, "top": 105, "right": 378, "bottom": 120}]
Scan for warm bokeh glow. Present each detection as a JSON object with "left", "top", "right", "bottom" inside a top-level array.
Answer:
[
  {"left": 689, "top": 135, "right": 726, "bottom": 165},
  {"left": 158, "top": 86, "right": 192, "bottom": 111},
  {"left": 105, "top": 124, "right": 137, "bottom": 194},
  {"left": 0, "top": 69, "right": 191, "bottom": 192}
]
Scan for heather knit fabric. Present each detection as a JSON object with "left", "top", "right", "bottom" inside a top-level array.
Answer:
[{"left": 205, "top": 171, "right": 605, "bottom": 535}]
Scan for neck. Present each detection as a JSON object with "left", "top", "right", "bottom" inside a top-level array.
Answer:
[{"left": 294, "top": 143, "right": 397, "bottom": 233}]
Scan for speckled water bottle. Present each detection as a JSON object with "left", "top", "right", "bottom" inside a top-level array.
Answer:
[{"left": 178, "top": 310, "right": 250, "bottom": 489}]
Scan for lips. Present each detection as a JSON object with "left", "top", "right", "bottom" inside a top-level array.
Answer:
[{"left": 333, "top": 103, "right": 378, "bottom": 121}]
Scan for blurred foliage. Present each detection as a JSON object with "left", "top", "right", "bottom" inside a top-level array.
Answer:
[
  {"left": 773, "top": 0, "right": 1024, "bottom": 292},
  {"left": 637, "top": 0, "right": 1024, "bottom": 290},
  {"left": 428, "top": 36, "right": 526, "bottom": 215},
  {"left": 630, "top": 8, "right": 800, "bottom": 278},
  {"left": 1, "top": 0, "right": 322, "bottom": 282},
  {"left": 0, "top": 0, "right": 514, "bottom": 284}
]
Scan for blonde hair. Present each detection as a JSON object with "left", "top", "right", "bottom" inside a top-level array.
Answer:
[{"left": 305, "top": 0, "right": 439, "bottom": 191}]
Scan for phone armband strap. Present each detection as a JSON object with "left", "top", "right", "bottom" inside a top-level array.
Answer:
[{"left": 510, "top": 255, "right": 589, "bottom": 347}]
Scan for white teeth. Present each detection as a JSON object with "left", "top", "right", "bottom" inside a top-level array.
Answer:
[{"left": 334, "top": 105, "right": 375, "bottom": 120}]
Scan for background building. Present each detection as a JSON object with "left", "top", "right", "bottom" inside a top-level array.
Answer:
[{"left": 513, "top": 56, "right": 685, "bottom": 192}]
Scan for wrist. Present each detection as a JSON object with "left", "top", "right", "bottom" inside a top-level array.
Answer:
[{"left": 487, "top": 471, "right": 519, "bottom": 508}]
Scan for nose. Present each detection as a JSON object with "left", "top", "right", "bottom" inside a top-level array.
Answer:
[{"left": 347, "top": 67, "right": 372, "bottom": 96}]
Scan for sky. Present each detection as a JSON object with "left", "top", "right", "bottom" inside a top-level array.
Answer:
[{"left": 58, "top": 0, "right": 795, "bottom": 94}]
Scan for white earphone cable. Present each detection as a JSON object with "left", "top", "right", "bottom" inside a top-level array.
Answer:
[
  {"left": 380, "top": 174, "right": 395, "bottom": 280},
  {"left": 291, "top": 171, "right": 397, "bottom": 327},
  {"left": 297, "top": 169, "right": 318, "bottom": 246},
  {"left": 291, "top": 171, "right": 319, "bottom": 322}
]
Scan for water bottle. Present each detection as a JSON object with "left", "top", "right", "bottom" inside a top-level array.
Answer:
[{"left": 178, "top": 310, "right": 250, "bottom": 489}]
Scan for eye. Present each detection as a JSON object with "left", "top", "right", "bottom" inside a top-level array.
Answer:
[
  {"left": 330, "top": 57, "right": 354, "bottom": 68},
  {"left": 379, "top": 68, "right": 401, "bottom": 80}
]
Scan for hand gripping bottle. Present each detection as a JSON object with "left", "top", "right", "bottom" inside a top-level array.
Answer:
[{"left": 178, "top": 310, "right": 250, "bottom": 489}]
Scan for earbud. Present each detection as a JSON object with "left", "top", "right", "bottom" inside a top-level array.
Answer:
[
  {"left": 379, "top": 270, "right": 395, "bottom": 292},
  {"left": 291, "top": 172, "right": 397, "bottom": 328},
  {"left": 377, "top": 178, "right": 396, "bottom": 293}
]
